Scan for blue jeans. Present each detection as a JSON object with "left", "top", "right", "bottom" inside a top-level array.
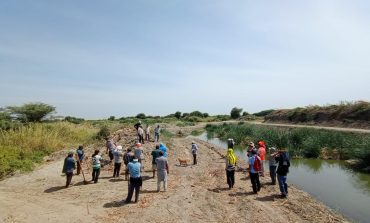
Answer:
[{"left": 277, "top": 174, "right": 288, "bottom": 195}]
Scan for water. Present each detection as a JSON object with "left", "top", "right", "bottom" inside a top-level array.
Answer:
[{"left": 192, "top": 133, "right": 370, "bottom": 223}]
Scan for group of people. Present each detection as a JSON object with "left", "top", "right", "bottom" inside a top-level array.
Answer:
[
  {"left": 62, "top": 131, "right": 170, "bottom": 204},
  {"left": 134, "top": 121, "right": 161, "bottom": 144},
  {"left": 225, "top": 139, "right": 291, "bottom": 198}
]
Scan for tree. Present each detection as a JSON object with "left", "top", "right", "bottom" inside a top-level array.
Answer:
[
  {"left": 174, "top": 111, "right": 182, "bottom": 119},
  {"left": 108, "top": 116, "right": 115, "bottom": 121},
  {"left": 182, "top": 113, "right": 189, "bottom": 118},
  {"left": 64, "top": 116, "right": 84, "bottom": 124},
  {"left": 8, "top": 103, "right": 55, "bottom": 122},
  {"left": 230, "top": 107, "right": 243, "bottom": 119},
  {"left": 202, "top": 113, "right": 209, "bottom": 118},
  {"left": 190, "top": 111, "right": 203, "bottom": 117},
  {"left": 136, "top": 113, "right": 146, "bottom": 119}
]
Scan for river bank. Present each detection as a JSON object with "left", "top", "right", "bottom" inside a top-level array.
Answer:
[{"left": 0, "top": 125, "right": 349, "bottom": 223}]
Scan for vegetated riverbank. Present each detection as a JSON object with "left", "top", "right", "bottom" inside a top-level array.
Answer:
[
  {"left": 205, "top": 123, "right": 370, "bottom": 173},
  {"left": 264, "top": 101, "right": 370, "bottom": 129},
  {"left": 0, "top": 122, "right": 100, "bottom": 178}
]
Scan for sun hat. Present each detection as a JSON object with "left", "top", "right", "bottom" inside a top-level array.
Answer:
[
  {"left": 117, "top": 145, "right": 123, "bottom": 150},
  {"left": 133, "top": 158, "right": 139, "bottom": 162}
]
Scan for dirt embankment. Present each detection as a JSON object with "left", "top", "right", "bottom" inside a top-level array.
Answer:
[
  {"left": 264, "top": 101, "right": 370, "bottom": 130},
  {"left": 0, "top": 126, "right": 349, "bottom": 223}
]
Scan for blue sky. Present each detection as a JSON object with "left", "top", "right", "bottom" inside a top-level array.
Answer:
[{"left": 1, "top": 0, "right": 369, "bottom": 119}]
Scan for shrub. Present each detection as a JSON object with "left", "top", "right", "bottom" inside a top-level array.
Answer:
[
  {"left": 96, "top": 126, "right": 110, "bottom": 140},
  {"left": 136, "top": 113, "right": 146, "bottom": 119},
  {"left": 230, "top": 107, "right": 243, "bottom": 119},
  {"left": 174, "top": 112, "right": 182, "bottom": 119}
]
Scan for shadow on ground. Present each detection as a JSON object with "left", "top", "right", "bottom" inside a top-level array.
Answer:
[{"left": 103, "top": 200, "right": 129, "bottom": 208}]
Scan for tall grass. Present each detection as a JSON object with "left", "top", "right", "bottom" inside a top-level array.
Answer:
[
  {"left": 205, "top": 123, "right": 370, "bottom": 168},
  {"left": 0, "top": 122, "right": 98, "bottom": 178}
]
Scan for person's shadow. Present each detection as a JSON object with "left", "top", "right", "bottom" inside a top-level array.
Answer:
[
  {"left": 103, "top": 200, "right": 129, "bottom": 208},
  {"left": 44, "top": 186, "right": 65, "bottom": 193}
]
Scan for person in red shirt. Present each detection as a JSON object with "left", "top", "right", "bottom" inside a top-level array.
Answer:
[{"left": 258, "top": 141, "right": 266, "bottom": 177}]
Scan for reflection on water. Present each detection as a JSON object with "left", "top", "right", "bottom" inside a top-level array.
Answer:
[{"left": 192, "top": 133, "right": 370, "bottom": 223}]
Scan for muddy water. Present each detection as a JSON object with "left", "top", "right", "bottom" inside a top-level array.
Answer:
[{"left": 192, "top": 133, "right": 370, "bottom": 223}]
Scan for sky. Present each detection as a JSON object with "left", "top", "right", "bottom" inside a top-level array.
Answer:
[{"left": 0, "top": 0, "right": 369, "bottom": 119}]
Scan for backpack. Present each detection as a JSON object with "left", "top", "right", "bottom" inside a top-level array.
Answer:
[{"left": 253, "top": 156, "right": 262, "bottom": 172}]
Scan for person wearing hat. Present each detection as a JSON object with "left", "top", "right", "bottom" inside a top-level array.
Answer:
[
  {"left": 191, "top": 141, "right": 198, "bottom": 165},
  {"left": 268, "top": 147, "right": 278, "bottom": 185},
  {"left": 257, "top": 141, "right": 267, "bottom": 177},
  {"left": 125, "top": 158, "right": 142, "bottom": 203},
  {"left": 63, "top": 150, "right": 76, "bottom": 188},
  {"left": 113, "top": 145, "right": 124, "bottom": 178}
]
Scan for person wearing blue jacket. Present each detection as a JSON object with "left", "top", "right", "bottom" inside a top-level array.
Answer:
[
  {"left": 159, "top": 143, "right": 167, "bottom": 157},
  {"left": 63, "top": 151, "right": 76, "bottom": 188}
]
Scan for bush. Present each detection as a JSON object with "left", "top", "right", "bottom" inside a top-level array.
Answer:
[
  {"left": 230, "top": 107, "right": 243, "bottom": 119},
  {"left": 174, "top": 112, "right": 182, "bottom": 119},
  {"left": 96, "top": 126, "right": 110, "bottom": 140},
  {"left": 64, "top": 116, "right": 84, "bottom": 124},
  {"left": 108, "top": 116, "right": 115, "bottom": 121},
  {"left": 136, "top": 113, "right": 146, "bottom": 119}
]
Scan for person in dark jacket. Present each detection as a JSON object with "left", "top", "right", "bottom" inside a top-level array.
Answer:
[
  {"left": 274, "top": 149, "right": 290, "bottom": 198},
  {"left": 76, "top": 145, "right": 85, "bottom": 175},
  {"left": 63, "top": 151, "right": 76, "bottom": 188}
]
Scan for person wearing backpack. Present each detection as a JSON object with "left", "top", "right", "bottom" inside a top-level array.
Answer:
[
  {"left": 274, "top": 149, "right": 290, "bottom": 198},
  {"left": 249, "top": 149, "right": 261, "bottom": 194}
]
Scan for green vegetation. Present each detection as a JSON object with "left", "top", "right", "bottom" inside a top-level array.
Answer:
[
  {"left": 191, "top": 129, "right": 204, "bottom": 136},
  {"left": 230, "top": 107, "right": 243, "bottom": 119},
  {"left": 64, "top": 116, "right": 84, "bottom": 124},
  {"left": 205, "top": 123, "right": 370, "bottom": 171},
  {"left": 253, "top": 109, "right": 275, "bottom": 117},
  {"left": 0, "top": 122, "right": 98, "bottom": 178},
  {"left": 265, "top": 101, "right": 370, "bottom": 127},
  {"left": 7, "top": 102, "right": 56, "bottom": 122}
]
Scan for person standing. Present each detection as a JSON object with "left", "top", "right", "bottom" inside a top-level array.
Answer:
[
  {"left": 159, "top": 143, "right": 167, "bottom": 157},
  {"left": 226, "top": 148, "right": 237, "bottom": 189},
  {"left": 123, "top": 148, "right": 135, "bottom": 181},
  {"left": 191, "top": 141, "right": 198, "bottom": 165},
  {"left": 275, "top": 149, "right": 290, "bottom": 198},
  {"left": 145, "top": 125, "right": 151, "bottom": 142},
  {"left": 134, "top": 143, "right": 144, "bottom": 170},
  {"left": 138, "top": 126, "right": 145, "bottom": 144},
  {"left": 64, "top": 150, "right": 76, "bottom": 188},
  {"left": 151, "top": 145, "right": 161, "bottom": 178},
  {"left": 156, "top": 151, "right": 169, "bottom": 192},
  {"left": 91, "top": 150, "right": 102, "bottom": 183},
  {"left": 249, "top": 149, "right": 261, "bottom": 194},
  {"left": 113, "top": 146, "right": 124, "bottom": 178},
  {"left": 258, "top": 141, "right": 267, "bottom": 177},
  {"left": 76, "top": 145, "right": 84, "bottom": 175},
  {"left": 269, "top": 147, "right": 278, "bottom": 185},
  {"left": 247, "top": 142, "right": 255, "bottom": 157},
  {"left": 154, "top": 125, "right": 160, "bottom": 142},
  {"left": 105, "top": 138, "right": 116, "bottom": 162},
  {"left": 125, "top": 158, "right": 142, "bottom": 203}
]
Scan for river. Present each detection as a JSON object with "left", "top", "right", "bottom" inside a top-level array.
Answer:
[{"left": 192, "top": 132, "right": 370, "bottom": 223}]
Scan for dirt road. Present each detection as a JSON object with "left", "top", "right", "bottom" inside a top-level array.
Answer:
[{"left": 0, "top": 127, "right": 348, "bottom": 223}]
